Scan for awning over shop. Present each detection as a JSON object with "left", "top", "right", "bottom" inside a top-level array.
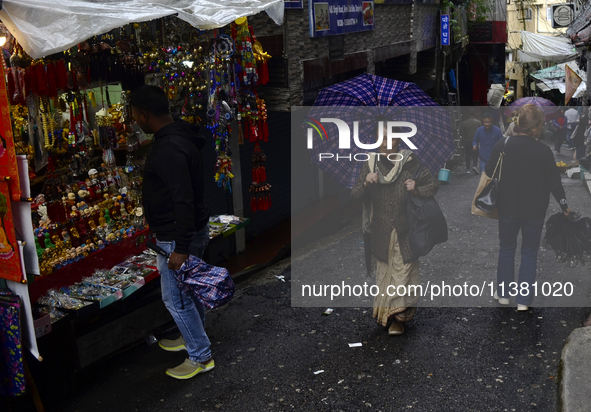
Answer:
[
  {"left": 530, "top": 61, "right": 587, "bottom": 98},
  {"left": 517, "top": 31, "right": 578, "bottom": 63},
  {"left": 0, "top": 0, "right": 284, "bottom": 59}
]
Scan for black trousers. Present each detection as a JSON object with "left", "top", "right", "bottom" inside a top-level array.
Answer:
[{"left": 463, "top": 143, "right": 478, "bottom": 169}]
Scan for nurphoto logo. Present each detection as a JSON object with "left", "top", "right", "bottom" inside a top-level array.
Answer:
[{"left": 305, "top": 117, "right": 418, "bottom": 161}]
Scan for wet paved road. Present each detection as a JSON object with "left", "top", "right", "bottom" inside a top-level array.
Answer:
[{"left": 17, "top": 160, "right": 591, "bottom": 412}]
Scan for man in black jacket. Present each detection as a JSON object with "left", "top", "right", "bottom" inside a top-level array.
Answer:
[{"left": 131, "top": 85, "right": 213, "bottom": 380}]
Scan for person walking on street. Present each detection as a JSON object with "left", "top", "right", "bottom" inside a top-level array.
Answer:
[
  {"left": 473, "top": 111, "right": 503, "bottom": 174},
  {"left": 131, "top": 85, "right": 214, "bottom": 380},
  {"left": 460, "top": 109, "right": 481, "bottom": 174},
  {"left": 486, "top": 105, "right": 570, "bottom": 311},
  {"left": 553, "top": 110, "right": 567, "bottom": 155},
  {"left": 351, "top": 125, "right": 439, "bottom": 336},
  {"left": 571, "top": 109, "right": 589, "bottom": 160},
  {"left": 565, "top": 106, "right": 579, "bottom": 149},
  {"left": 503, "top": 112, "right": 518, "bottom": 138}
]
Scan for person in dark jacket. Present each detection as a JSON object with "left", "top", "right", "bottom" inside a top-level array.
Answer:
[
  {"left": 552, "top": 110, "right": 567, "bottom": 155},
  {"left": 131, "top": 85, "right": 214, "bottom": 380},
  {"left": 351, "top": 126, "right": 439, "bottom": 336},
  {"left": 571, "top": 110, "right": 589, "bottom": 160},
  {"left": 486, "top": 104, "right": 571, "bottom": 311},
  {"left": 460, "top": 108, "right": 481, "bottom": 174}
]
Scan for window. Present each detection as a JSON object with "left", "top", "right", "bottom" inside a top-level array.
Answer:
[{"left": 518, "top": 7, "right": 533, "bottom": 21}]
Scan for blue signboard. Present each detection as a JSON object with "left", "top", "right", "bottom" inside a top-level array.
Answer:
[
  {"left": 309, "top": 0, "right": 375, "bottom": 38},
  {"left": 441, "top": 15, "right": 450, "bottom": 46},
  {"left": 285, "top": 0, "right": 304, "bottom": 9}
]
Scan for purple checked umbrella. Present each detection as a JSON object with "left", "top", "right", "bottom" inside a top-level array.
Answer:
[
  {"left": 308, "top": 73, "right": 455, "bottom": 189},
  {"left": 505, "top": 97, "right": 560, "bottom": 121}
]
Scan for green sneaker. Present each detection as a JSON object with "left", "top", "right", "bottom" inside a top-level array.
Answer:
[
  {"left": 165, "top": 358, "right": 215, "bottom": 380},
  {"left": 158, "top": 336, "right": 187, "bottom": 352}
]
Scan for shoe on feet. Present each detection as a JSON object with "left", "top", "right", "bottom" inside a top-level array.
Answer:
[
  {"left": 166, "top": 358, "right": 215, "bottom": 380},
  {"left": 494, "top": 291, "right": 510, "bottom": 305},
  {"left": 466, "top": 170, "right": 471, "bottom": 174},
  {"left": 159, "top": 335, "right": 187, "bottom": 352},
  {"left": 388, "top": 322, "right": 405, "bottom": 336},
  {"left": 517, "top": 304, "right": 529, "bottom": 312},
  {"left": 472, "top": 166, "right": 479, "bottom": 174}
]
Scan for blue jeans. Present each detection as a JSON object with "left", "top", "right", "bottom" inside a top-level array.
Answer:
[
  {"left": 479, "top": 159, "right": 486, "bottom": 174},
  {"left": 496, "top": 216, "right": 544, "bottom": 306},
  {"left": 156, "top": 225, "right": 211, "bottom": 363}
]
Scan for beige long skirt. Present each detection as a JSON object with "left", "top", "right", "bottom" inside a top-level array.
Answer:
[{"left": 373, "top": 227, "right": 420, "bottom": 327}]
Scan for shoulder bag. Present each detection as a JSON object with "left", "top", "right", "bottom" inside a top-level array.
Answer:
[
  {"left": 406, "top": 164, "right": 448, "bottom": 258},
  {"left": 472, "top": 137, "right": 510, "bottom": 218}
]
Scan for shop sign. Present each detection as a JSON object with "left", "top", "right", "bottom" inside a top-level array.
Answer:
[
  {"left": 375, "top": 0, "right": 413, "bottom": 4},
  {"left": 551, "top": 4, "right": 574, "bottom": 28},
  {"left": 285, "top": 0, "right": 304, "bottom": 9},
  {"left": 309, "top": 0, "right": 375, "bottom": 38},
  {"left": 441, "top": 15, "right": 450, "bottom": 46}
]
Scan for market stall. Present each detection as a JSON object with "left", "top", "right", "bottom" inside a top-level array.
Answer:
[{"left": 0, "top": 1, "right": 281, "bottom": 402}]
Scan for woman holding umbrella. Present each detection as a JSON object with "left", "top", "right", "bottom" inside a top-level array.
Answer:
[
  {"left": 351, "top": 123, "right": 438, "bottom": 335},
  {"left": 486, "top": 105, "right": 571, "bottom": 311}
]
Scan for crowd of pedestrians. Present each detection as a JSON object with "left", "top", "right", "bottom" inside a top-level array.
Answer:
[{"left": 462, "top": 105, "right": 591, "bottom": 172}]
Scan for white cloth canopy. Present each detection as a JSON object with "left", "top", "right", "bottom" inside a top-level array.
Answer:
[
  {"left": 517, "top": 31, "right": 578, "bottom": 63},
  {"left": 0, "top": 0, "right": 284, "bottom": 59}
]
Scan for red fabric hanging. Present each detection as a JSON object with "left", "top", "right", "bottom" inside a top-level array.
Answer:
[
  {"left": 35, "top": 63, "right": 48, "bottom": 96},
  {"left": 257, "top": 61, "right": 269, "bottom": 86},
  {"left": 263, "top": 120, "right": 269, "bottom": 142},
  {"left": 250, "top": 196, "right": 256, "bottom": 212},
  {"left": 250, "top": 123, "right": 258, "bottom": 143},
  {"left": 47, "top": 156, "right": 55, "bottom": 172},
  {"left": 46, "top": 62, "right": 58, "bottom": 97},
  {"left": 23, "top": 68, "right": 32, "bottom": 97},
  {"left": 56, "top": 60, "right": 68, "bottom": 90}
]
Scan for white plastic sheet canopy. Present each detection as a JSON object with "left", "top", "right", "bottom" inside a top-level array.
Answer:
[
  {"left": 0, "top": 0, "right": 284, "bottom": 59},
  {"left": 517, "top": 31, "right": 578, "bottom": 64}
]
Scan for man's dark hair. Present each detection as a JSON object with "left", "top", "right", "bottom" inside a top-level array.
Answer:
[
  {"left": 130, "top": 85, "right": 170, "bottom": 116},
  {"left": 482, "top": 111, "right": 494, "bottom": 120},
  {"left": 467, "top": 108, "right": 476, "bottom": 117}
]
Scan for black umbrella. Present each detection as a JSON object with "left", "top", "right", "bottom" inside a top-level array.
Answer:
[{"left": 544, "top": 213, "right": 591, "bottom": 267}]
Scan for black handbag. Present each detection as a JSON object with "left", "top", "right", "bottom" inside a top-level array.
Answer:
[
  {"left": 406, "top": 164, "right": 448, "bottom": 258},
  {"left": 475, "top": 137, "right": 509, "bottom": 213}
]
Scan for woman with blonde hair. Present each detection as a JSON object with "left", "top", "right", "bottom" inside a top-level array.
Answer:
[{"left": 486, "top": 104, "right": 571, "bottom": 311}]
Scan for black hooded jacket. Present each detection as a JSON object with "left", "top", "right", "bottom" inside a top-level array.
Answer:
[{"left": 143, "top": 121, "right": 209, "bottom": 254}]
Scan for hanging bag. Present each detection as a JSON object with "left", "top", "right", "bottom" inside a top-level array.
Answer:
[
  {"left": 472, "top": 137, "right": 510, "bottom": 219},
  {"left": 406, "top": 164, "right": 448, "bottom": 258}
]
